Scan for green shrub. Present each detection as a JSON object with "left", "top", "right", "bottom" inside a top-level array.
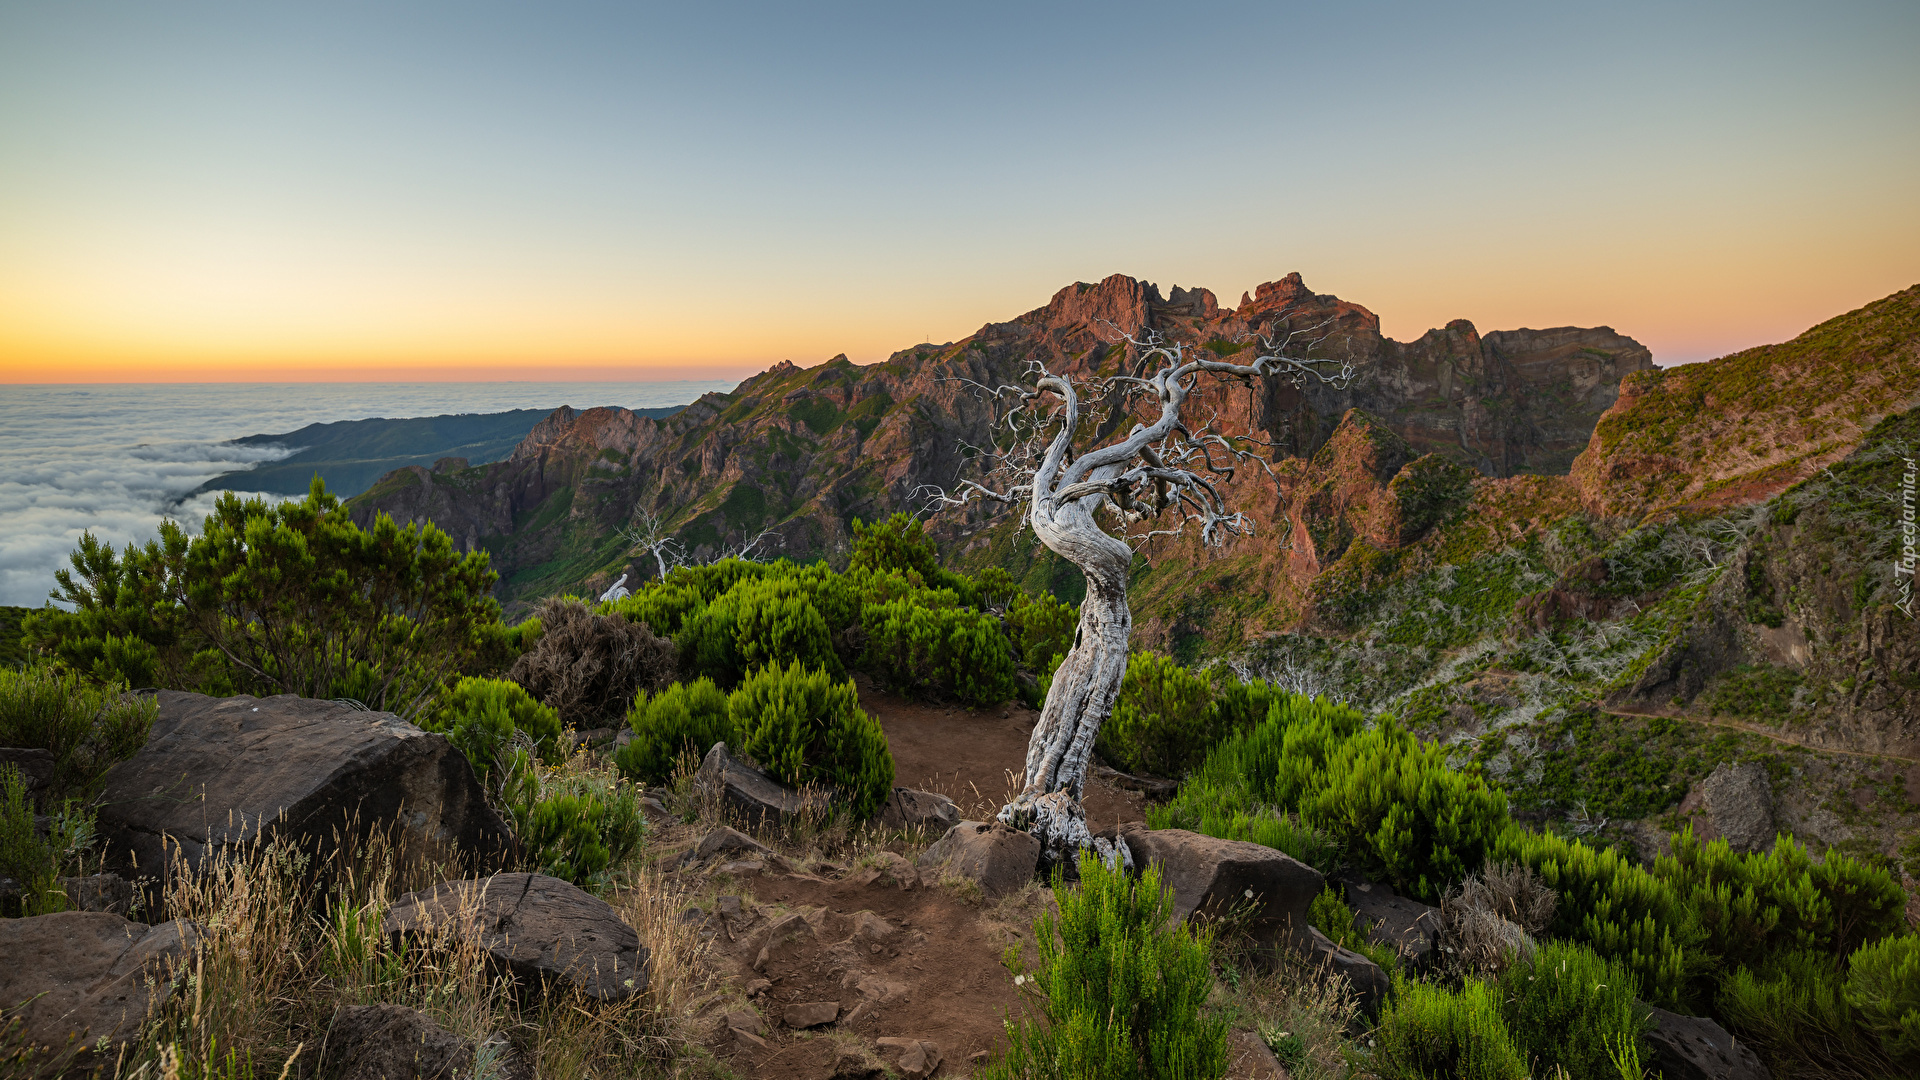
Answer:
[
  {"left": 1718, "top": 949, "right": 1896, "bottom": 1078},
  {"left": 604, "top": 582, "right": 703, "bottom": 637},
  {"left": 862, "top": 596, "right": 1016, "bottom": 706},
  {"left": 679, "top": 576, "right": 846, "bottom": 686},
  {"left": 1147, "top": 796, "right": 1343, "bottom": 873},
  {"left": 1845, "top": 934, "right": 1920, "bottom": 1065},
  {"left": 0, "top": 765, "right": 97, "bottom": 917},
  {"left": 0, "top": 663, "right": 155, "bottom": 803},
  {"left": 1496, "top": 941, "right": 1647, "bottom": 1080},
  {"left": 1004, "top": 591, "right": 1077, "bottom": 672},
  {"left": 729, "top": 661, "right": 894, "bottom": 818},
  {"left": 1204, "top": 674, "right": 1283, "bottom": 739},
  {"left": 1308, "top": 885, "right": 1397, "bottom": 971},
  {"left": 1375, "top": 976, "right": 1528, "bottom": 1080},
  {"left": 425, "top": 676, "right": 564, "bottom": 776},
  {"left": 984, "top": 850, "right": 1229, "bottom": 1080},
  {"left": 615, "top": 677, "right": 734, "bottom": 784},
  {"left": 522, "top": 793, "right": 612, "bottom": 885},
  {"left": 1098, "top": 652, "right": 1216, "bottom": 778},
  {"left": 972, "top": 565, "right": 1021, "bottom": 613},
  {"left": 25, "top": 479, "right": 508, "bottom": 720},
  {"left": 1494, "top": 825, "right": 1700, "bottom": 1010}
]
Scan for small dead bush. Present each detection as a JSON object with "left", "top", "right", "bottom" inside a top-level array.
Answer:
[
  {"left": 1436, "top": 860, "right": 1555, "bottom": 976},
  {"left": 509, "top": 599, "right": 677, "bottom": 729}
]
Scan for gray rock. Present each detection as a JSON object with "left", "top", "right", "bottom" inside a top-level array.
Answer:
[
  {"left": 386, "top": 872, "right": 648, "bottom": 1001},
  {"left": 96, "top": 692, "right": 510, "bottom": 883},
  {"left": 916, "top": 820, "right": 1040, "bottom": 897},
  {"left": 1341, "top": 876, "right": 1441, "bottom": 966},
  {"left": 694, "top": 826, "right": 773, "bottom": 863},
  {"left": 875, "top": 1036, "right": 942, "bottom": 1079},
  {"left": 1679, "top": 762, "right": 1776, "bottom": 854},
  {"left": 694, "top": 742, "right": 830, "bottom": 827},
  {"left": 1304, "top": 926, "right": 1390, "bottom": 1018},
  {"left": 0, "top": 747, "right": 55, "bottom": 798},
  {"left": 0, "top": 912, "right": 197, "bottom": 1071},
  {"left": 783, "top": 1000, "right": 840, "bottom": 1029},
  {"left": 57, "top": 873, "right": 135, "bottom": 915},
  {"left": 1115, "top": 823, "right": 1323, "bottom": 948},
  {"left": 878, "top": 787, "right": 961, "bottom": 832},
  {"left": 326, "top": 1003, "right": 500, "bottom": 1080},
  {"left": 1643, "top": 1004, "right": 1770, "bottom": 1080}
]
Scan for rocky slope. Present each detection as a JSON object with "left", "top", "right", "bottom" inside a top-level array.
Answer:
[{"left": 349, "top": 272, "right": 1651, "bottom": 613}]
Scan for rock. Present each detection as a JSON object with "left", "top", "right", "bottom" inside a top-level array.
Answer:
[
  {"left": 1643, "top": 1005, "right": 1771, "bottom": 1080},
  {"left": 385, "top": 872, "right": 648, "bottom": 1001},
  {"left": 916, "top": 821, "right": 1040, "bottom": 897},
  {"left": 0, "top": 747, "right": 55, "bottom": 797},
  {"left": 0, "top": 912, "right": 197, "bottom": 1070},
  {"left": 875, "top": 1036, "right": 943, "bottom": 1079},
  {"left": 1341, "top": 876, "right": 1442, "bottom": 966},
  {"left": 782, "top": 1000, "right": 840, "bottom": 1028},
  {"left": 1092, "top": 764, "right": 1180, "bottom": 800},
  {"left": 878, "top": 788, "right": 961, "bottom": 832},
  {"left": 1678, "top": 762, "right": 1776, "bottom": 854},
  {"left": 723, "top": 1009, "right": 769, "bottom": 1037},
  {"left": 752, "top": 911, "right": 820, "bottom": 971},
  {"left": 694, "top": 826, "right": 773, "bottom": 863},
  {"left": 57, "top": 872, "right": 134, "bottom": 915},
  {"left": 1304, "top": 926, "right": 1391, "bottom": 1017},
  {"left": 850, "top": 850, "right": 919, "bottom": 889},
  {"left": 694, "top": 742, "right": 830, "bottom": 827},
  {"left": 96, "top": 692, "right": 510, "bottom": 883},
  {"left": 1115, "top": 823, "right": 1323, "bottom": 946},
  {"left": 326, "top": 1003, "right": 503, "bottom": 1080}
]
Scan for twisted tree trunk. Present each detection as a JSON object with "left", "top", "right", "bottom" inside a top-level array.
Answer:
[{"left": 997, "top": 461, "right": 1136, "bottom": 872}]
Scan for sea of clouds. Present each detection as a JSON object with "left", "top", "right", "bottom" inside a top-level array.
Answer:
[{"left": 0, "top": 381, "right": 734, "bottom": 608}]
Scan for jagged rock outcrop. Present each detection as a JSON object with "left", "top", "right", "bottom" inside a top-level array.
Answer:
[{"left": 347, "top": 272, "right": 1650, "bottom": 615}]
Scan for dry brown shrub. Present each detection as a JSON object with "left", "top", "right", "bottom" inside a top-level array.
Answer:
[
  {"left": 509, "top": 599, "right": 678, "bottom": 729},
  {"left": 1435, "top": 859, "right": 1555, "bottom": 976}
]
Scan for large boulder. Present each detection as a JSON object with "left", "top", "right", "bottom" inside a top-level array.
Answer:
[
  {"left": 385, "top": 872, "right": 648, "bottom": 1002},
  {"left": 325, "top": 1004, "right": 529, "bottom": 1080},
  {"left": 1677, "top": 762, "right": 1776, "bottom": 854},
  {"left": 0, "top": 912, "right": 198, "bottom": 1072},
  {"left": 916, "top": 821, "right": 1041, "bottom": 897},
  {"left": 878, "top": 787, "right": 961, "bottom": 832},
  {"left": 1115, "top": 823, "right": 1323, "bottom": 947},
  {"left": 96, "top": 692, "right": 510, "bottom": 879},
  {"left": 1341, "top": 876, "right": 1442, "bottom": 967},
  {"left": 1643, "top": 1005, "right": 1770, "bottom": 1080},
  {"left": 694, "top": 742, "right": 830, "bottom": 827}
]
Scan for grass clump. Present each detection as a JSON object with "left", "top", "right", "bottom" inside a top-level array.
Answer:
[
  {"left": 614, "top": 676, "right": 733, "bottom": 785},
  {"left": 730, "top": 661, "right": 894, "bottom": 819},
  {"left": 1374, "top": 975, "right": 1528, "bottom": 1080},
  {"left": 984, "top": 850, "right": 1229, "bottom": 1080}
]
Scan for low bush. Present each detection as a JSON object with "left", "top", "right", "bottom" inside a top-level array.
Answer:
[
  {"left": 985, "top": 850, "right": 1229, "bottom": 1080},
  {"left": 615, "top": 677, "right": 734, "bottom": 784},
  {"left": 678, "top": 576, "right": 846, "bottom": 686},
  {"left": 1098, "top": 651, "right": 1215, "bottom": 778},
  {"left": 1845, "top": 933, "right": 1920, "bottom": 1066},
  {"left": 604, "top": 581, "right": 703, "bottom": 637},
  {"left": 729, "top": 661, "right": 893, "bottom": 819},
  {"left": 1, "top": 765, "right": 98, "bottom": 917},
  {"left": 508, "top": 598, "right": 677, "bottom": 726},
  {"left": 1718, "top": 948, "right": 1897, "bottom": 1078},
  {"left": 863, "top": 596, "right": 1015, "bottom": 706},
  {"left": 1375, "top": 975, "right": 1528, "bottom": 1080},
  {"left": 0, "top": 662, "right": 155, "bottom": 803},
  {"left": 1496, "top": 941, "right": 1647, "bottom": 1080},
  {"left": 424, "top": 676, "right": 564, "bottom": 776},
  {"left": 1004, "top": 591, "right": 1077, "bottom": 672},
  {"left": 849, "top": 513, "right": 974, "bottom": 599},
  {"left": 1308, "top": 885, "right": 1397, "bottom": 971}
]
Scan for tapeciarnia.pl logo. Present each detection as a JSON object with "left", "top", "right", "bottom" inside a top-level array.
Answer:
[{"left": 1898, "top": 455, "right": 1916, "bottom": 620}]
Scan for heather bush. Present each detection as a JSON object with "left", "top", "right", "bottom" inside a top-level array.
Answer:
[
  {"left": 1, "top": 764, "right": 97, "bottom": 917},
  {"left": 985, "top": 850, "right": 1228, "bottom": 1080},
  {"left": 678, "top": 575, "right": 845, "bottom": 686},
  {"left": 509, "top": 597, "right": 678, "bottom": 726},
  {"left": 25, "top": 479, "right": 508, "bottom": 719},
  {"left": 1308, "top": 885, "right": 1398, "bottom": 971},
  {"left": 1204, "top": 673, "right": 1284, "bottom": 739},
  {"left": 0, "top": 662, "right": 155, "bottom": 802},
  {"left": 862, "top": 595, "right": 1016, "bottom": 706},
  {"left": 849, "top": 513, "right": 973, "bottom": 597},
  {"left": 1375, "top": 975, "right": 1528, "bottom": 1080},
  {"left": 729, "top": 661, "right": 893, "bottom": 818},
  {"left": 604, "top": 581, "right": 703, "bottom": 636},
  {"left": 1004, "top": 590, "right": 1077, "bottom": 671},
  {"left": 1718, "top": 949, "right": 1897, "bottom": 1078},
  {"left": 1845, "top": 933, "right": 1920, "bottom": 1065},
  {"left": 615, "top": 676, "right": 734, "bottom": 784},
  {"left": 425, "top": 676, "right": 564, "bottom": 775},
  {"left": 1098, "top": 651, "right": 1216, "bottom": 777},
  {"left": 1496, "top": 941, "right": 1647, "bottom": 1080}
]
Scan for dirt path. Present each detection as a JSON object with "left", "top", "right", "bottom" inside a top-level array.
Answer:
[
  {"left": 1603, "top": 706, "right": 1920, "bottom": 765},
  {"left": 856, "top": 674, "right": 1147, "bottom": 832}
]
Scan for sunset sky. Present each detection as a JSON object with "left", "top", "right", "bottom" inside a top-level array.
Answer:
[{"left": 2, "top": 1, "right": 1916, "bottom": 383}]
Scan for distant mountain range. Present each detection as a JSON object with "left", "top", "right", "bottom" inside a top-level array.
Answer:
[{"left": 196, "top": 406, "right": 685, "bottom": 499}]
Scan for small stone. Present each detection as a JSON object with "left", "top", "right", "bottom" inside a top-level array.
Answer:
[
  {"left": 744, "top": 978, "right": 772, "bottom": 997},
  {"left": 782, "top": 1000, "right": 839, "bottom": 1029},
  {"left": 723, "top": 1009, "right": 768, "bottom": 1037},
  {"left": 696, "top": 826, "right": 774, "bottom": 863},
  {"left": 717, "top": 895, "right": 743, "bottom": 917},
  {"left": 715, "top": 859, "right": 766, "bottom": 875},
  {"left": 876, "top": 1037, "right": 943, "bottom": 1079}
]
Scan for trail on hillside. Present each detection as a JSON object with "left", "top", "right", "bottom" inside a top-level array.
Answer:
[{"left": 1601, "top": 706, "right": 1920, "bottom": 765}]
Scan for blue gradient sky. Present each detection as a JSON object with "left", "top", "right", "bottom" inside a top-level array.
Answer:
[{"left": 2, "top": 1, "right": 1915, "bottom": 381}]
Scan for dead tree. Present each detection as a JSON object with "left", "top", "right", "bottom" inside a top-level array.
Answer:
[
  {"left": 926, "top": 320, "right": 1360, "bottom": 868},
  {"left": 621, "top": 509, "right": 686, "bottom": 582}
]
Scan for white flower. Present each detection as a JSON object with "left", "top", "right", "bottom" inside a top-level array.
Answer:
[
  {"left": 1244, "top": 889, "right": 1254, "bottom": 899},
  {"left": 1014, "top": 974, "right": 1026, "bottom": 986}
]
